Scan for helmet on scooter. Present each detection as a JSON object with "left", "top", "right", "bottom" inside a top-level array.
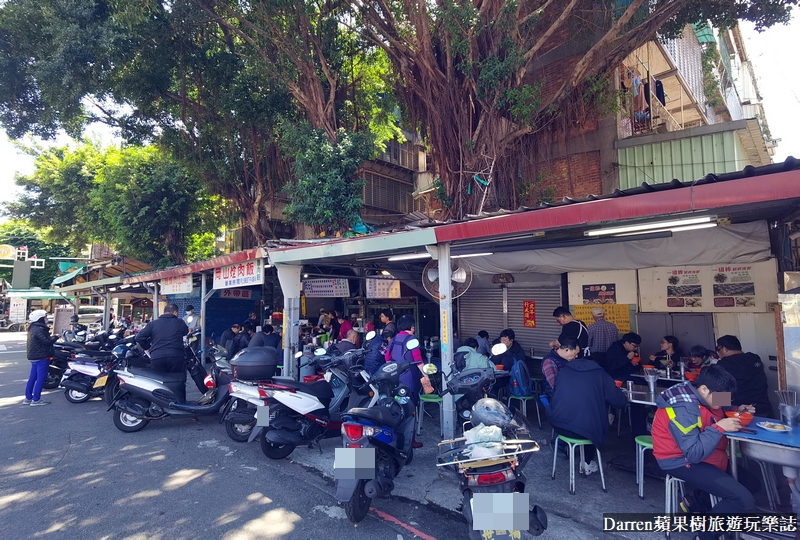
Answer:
[{"left": 470, "top": 398, "right": 513, "bottom": 428}]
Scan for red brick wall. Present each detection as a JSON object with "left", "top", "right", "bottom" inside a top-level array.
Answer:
[{"left": 525, "top": 151, "right": 602, "bottom": 203}]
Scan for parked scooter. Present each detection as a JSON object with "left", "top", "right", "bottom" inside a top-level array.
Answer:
[
  {"left": 60, "top": 338, "right": 136, "bottom": 403},
  {"left": 256, "top": 344, "right": 376, "bottom": 459},
  {"left": 335, "top": 348, "right": 419, "bottom": 523},
  {"left": 434, "top": 343, "right": 547, "bottom": 539},
  {"left": 108, "top": 352, "right": 231, "bottom": 433}
]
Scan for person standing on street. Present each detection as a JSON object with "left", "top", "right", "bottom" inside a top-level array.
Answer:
[
  {"left": 183, "top": 305, "right": 200, "bottom": 331},
  {"left": 587, "top": 307, "right": 618, "bottom": 366},
  {"left": 135, "top": 303, "right": 190, "bottom": 402},
  {"left": 24, "top": 310, "right": 58, "bottom": 406},
  {"left": 380, "top": 309, "right": 397, "bottom": 336}
]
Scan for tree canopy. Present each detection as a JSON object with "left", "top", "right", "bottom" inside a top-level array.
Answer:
[
  {"left": 6, "top": 141, "right": 224, "bottom": 266},
  {"left": 0, "top": 0, "right": 796, "bottom": 226}
]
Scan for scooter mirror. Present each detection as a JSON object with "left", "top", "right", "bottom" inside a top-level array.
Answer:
[
  {"left": 314, "top": 348, "right": 327, "bottom": 356},
  {"left": 364, "top": 330, "right": 377, "bottom": 342},
  {"left": 294, "top": 351, "right": 304, "bottom": 358},
  {"left": 422, "top": 362, "right": 438, "bottom": 375},
  {"left": 406, "top": 338, "right": 420, "bottom": 350},
  {"left": 491, "top": 343, "right": 508, "bottom": 356}
]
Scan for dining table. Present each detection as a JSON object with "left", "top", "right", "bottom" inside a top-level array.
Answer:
[
  {"left": 623, "top": 384, "right": 658, "bottom": 406},
  {"left": 724, "top": 418, "right": 800, "bottom": 539}
]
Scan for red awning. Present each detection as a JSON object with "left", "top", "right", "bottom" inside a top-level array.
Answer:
[
  {"left": 123, "top": 248, "right": 263, "bottom": 284},
  {"left": 433, "top": 168, "right": 800, "bottom": 243}
]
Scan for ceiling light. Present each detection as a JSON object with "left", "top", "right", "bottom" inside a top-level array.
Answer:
[
  {"left": 387, "top": 253, "right": 432, "bottom": 262},
  {"left": 584, "top": 216, "right": 714, "bottom": 237},
  {"left": 303, "top": 274, "right": 309, "bottom": 278},
  {"left": 451, "top": 252, "right": 493, "bottom": 259},
  {"left": 380, "top": 270, "right": 392, "bottom": 276},
  {"left": 109, "top": 287, "right": 117, "bottom": 292},
  {"left": 120, "top": 284, "right": 131, "bottom": 290},
  {"left": 613, "top": 222, "right": 717, "bottom": 237}
]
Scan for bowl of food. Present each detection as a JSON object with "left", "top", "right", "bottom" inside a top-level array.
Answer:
[
  {"left": 495, "top": 365, "right": 504, "bottom": 371},
  {"left": 725, "top": 411, "right": 754, "bottom": 426},
  {"left": 615, "top": 380, "right": 623, "bottom": 388},
  {"left": 685, "top": 372, "right": 699, "bottom": 382},
  {"left": 643, "top": 365, "right": 657, "bottom": 372},
  {"left": 631, "top": 356, "right": 641, "bottom": 365}
]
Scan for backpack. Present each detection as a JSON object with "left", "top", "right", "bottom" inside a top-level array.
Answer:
[
  {"left": 575, "top": 321, "right": 591, "bottom": 358},
  {"left": 453, "top": 350, "right": 468, "bottom": 372},
  {"left": 509, "top": 358, "right": 533, "bottom": 397}
]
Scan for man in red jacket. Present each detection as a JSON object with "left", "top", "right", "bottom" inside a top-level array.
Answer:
[{"left": 652, "top": 365, "right": 755, "bottom": 533}]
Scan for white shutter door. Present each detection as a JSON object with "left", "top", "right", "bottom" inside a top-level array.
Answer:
[
  {"left": 457, "top": 288, "right": 505, "bottom": 342},
  {"left": 506, "top": 286, "right": 563, "bottom": 357}
]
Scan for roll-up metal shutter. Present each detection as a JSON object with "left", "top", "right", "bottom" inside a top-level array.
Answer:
[
  {"left": 506, "top": 286, "right": 563, "bottom": 357},
  {"left": 457, "top": 288, "right": 505, "bottom": 342}
]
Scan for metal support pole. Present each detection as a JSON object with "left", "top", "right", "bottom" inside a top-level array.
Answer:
[
  {"left": 438, "top": 243, "right": 456, "bottom": 439},
  {"left": 276, "top": 264, "right": 302, "bottom": 380},
  {"left": 200, "top": 273, "right": 207, "bottom": 351},
  {"left": 502, "top": 285, "right": 509, "bottom": 328},
  {"left": 104, "top": 290, "right": 112, "bottom": 330},
  {"left": 152, "top": 285, "right": 159, "bottom": 319}
]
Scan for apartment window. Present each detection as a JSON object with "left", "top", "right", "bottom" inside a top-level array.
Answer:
[{"left": 362, "top": 171, "right": 413, "bottom": 214}]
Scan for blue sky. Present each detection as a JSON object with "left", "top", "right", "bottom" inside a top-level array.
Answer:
[{"left": 1, "top": 14, "right": 798, "bottom": 214}]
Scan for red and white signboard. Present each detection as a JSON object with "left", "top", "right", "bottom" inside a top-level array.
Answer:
[
  {"left": 213, "top": 259, "right": 264, "bottom": 290},
  {"left": 160, "top": 274, "right": 193, "bottom": 295}
]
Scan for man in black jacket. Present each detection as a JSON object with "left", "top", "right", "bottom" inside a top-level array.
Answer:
[
  {"left": 136, "top": 303, "right": 190, "bottom": 401},
  {"left": 716, "top": 335, "right": 773, "bottom": 417},
  {"left": 604, "top": 333, "right": 642, "bottom": 380}
]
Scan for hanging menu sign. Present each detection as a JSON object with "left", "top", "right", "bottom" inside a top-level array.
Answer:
[
  {"left": 160, "top": 274, "right": 193, "bottom": 295},
  {"left": 213, "top": 259, "right": 264, "bottom": 290},
  {"left": 366, "top": 278, "right": 401, "bottom": 299},
  {"left": 638, "top": 260, "right": 777, "bottom": 313},
  {"left": 302, "top": 278, "right": 350, "bottom": 298},
  {"left": 582, "top": 283, "right": 617, "bottom": 304}
]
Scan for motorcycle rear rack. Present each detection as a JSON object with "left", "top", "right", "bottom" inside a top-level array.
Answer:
[{"left": 436, "top": 439, "right": 540, "bottom": 469}]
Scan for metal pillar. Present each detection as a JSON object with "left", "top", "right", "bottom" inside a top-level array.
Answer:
[
  {"left": 104, "top": 290, "right": 112, "bottom": 329},
  {"left": 276, "top": 264, "right": 302, "bottom": 380},
  {"left": 200, "top": 273, "right": 207, "bottom": 349},
  {"left": 152, "top": 285, "right": 159, "bottom": 318},
  {"left": 438, "top": 243, "right": 456, "bottom": 439}
]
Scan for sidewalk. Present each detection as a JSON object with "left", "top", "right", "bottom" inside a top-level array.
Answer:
[{"left": 284, "top": 402, "right": 678, "bottom": 539}]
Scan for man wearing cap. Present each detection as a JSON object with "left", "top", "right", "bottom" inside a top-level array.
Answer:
[
  {"left": 183, "top": 305, "right": 200, "bottom": 331},
  {"left": 24, "top": 310, "right": 58, "bottom": 406},
  {"left": 587, "top": 307, "right": 618, "bottom": 366}
]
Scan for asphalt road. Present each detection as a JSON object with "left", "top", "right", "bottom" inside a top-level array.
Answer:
[{"left": 0, "top": 333, "right": 640, "bottom": 539}]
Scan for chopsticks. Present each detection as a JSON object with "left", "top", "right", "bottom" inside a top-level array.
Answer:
[{"left": 776, "top": 390, "right": 797, "bottom": 407}]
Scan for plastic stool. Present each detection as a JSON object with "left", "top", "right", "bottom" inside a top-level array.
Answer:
[
  {"left": 635, "top": 435, "right": 653, "bottom": 499},
  {"left": 508, "top": 394, "right": 541, "bottom": 428},
  {"left": 417, "top": 394, "right": 443, "bottom": 437},
  {"left": 664, "top": 475, "right": 720, "bottom": 539},
  {"left": 551, "top": 434, "right": 606, "bottom": 495}
]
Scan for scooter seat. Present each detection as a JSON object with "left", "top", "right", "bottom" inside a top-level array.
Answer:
[
  {"left": 275, "top": 379, "right": 334, "bottom": 401},
  {"left": 128, "top": 367, "right": 187, "bottom": 384},
  {"left": 346, "top": 407, "right": 402, "bottom": 428},
  {"left": 75, "top": 349, "right": 113, "bottom": 358}
]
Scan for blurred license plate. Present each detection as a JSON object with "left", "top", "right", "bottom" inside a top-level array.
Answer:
[
  {"left": 256, "top": 405, "right": 270, "bottom": 427},
  {"left": 93, "top": 376, "right": 108, "bottom": 388}
]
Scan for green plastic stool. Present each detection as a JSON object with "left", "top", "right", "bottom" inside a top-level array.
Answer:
[
  {"left": 508, "top": 394, "right": 541, "bottom": 429},
  {"left": 417, "top": 393, "right": 443, "bottom": 437},
  {"left": 635, "top": 435, "right": 653, "bottom": 499},
  {"left": 551, "top": 434, "right": 606, "bottom": 495}
]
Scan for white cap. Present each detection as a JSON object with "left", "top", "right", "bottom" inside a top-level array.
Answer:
[
  {"left": 591, "top": 307, "right": 605, "bottom": 317},
  {"left": 29, "top": 309, "right": 48, "bottom": 323}
]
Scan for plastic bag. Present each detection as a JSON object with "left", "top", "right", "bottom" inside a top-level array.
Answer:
[{"left": 464, "top": 423, "right": 503, "bottom": 444}]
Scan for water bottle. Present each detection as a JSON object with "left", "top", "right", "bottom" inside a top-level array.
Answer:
[
  {"left": 680, "top": 361, "right": 685, "bottom": 379},
  {"left": 666, "top": 366, "right": 672, "bottom": 379}
]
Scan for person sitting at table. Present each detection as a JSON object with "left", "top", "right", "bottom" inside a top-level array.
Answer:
[
  {"left": 335, "top": 329, "right": 358, "bottom": 354},
  {"left": 652, "top": 365, "right": 756, "bottom": 528},
  {"left": 715, "top": 335, "right": 773, "bottom": 417},
  {"left": 475, "top": 330, "right": 492, "bottom": 356},
  {"left": 548, "top": 345, "right": 627, "bottom": 475},
  {"left": 455, "top": 338, "right": 496, "bottom": 372},
  {"left": 541, "top": 337, "right": 580, "bottom": 399},
  {"left": 603, "top": 332, "right": 643, "bottom": 381},
  {"left": 687, "top": 345, "right": 717, "bottom": 371},
  {"left": 647, "top": 335, "right": 683, "bottom": 368},
  {"left": 493, "top": 328, "right": 525, "bottom": 368}
]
